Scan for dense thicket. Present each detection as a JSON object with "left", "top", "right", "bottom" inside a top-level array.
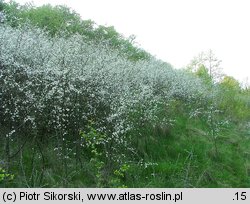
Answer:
[{"left": 0, "top": 24, "right": 205, "bottom": 165}]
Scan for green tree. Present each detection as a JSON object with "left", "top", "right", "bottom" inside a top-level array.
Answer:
[
  {"left": 2, "top": 0, "right": 150, "bottom": 62},
  {"left": 188, "top": 50, "right": 223, "bottom": 83},
  {"left": 195, "top": 64, "right": 212, "bottom": 85},
  {"left": 217, "top": 76, "right": 246, "bottom": 120},
  {"left": 220, "top": 76, "right": 240, "bottom": 91},
  {"left": 19, "top": 4, "right": 83, "bottom": 36}
]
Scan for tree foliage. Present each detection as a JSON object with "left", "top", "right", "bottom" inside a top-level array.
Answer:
[
  {"left": 188, "top": 50, "right": 223, "bottom": 83},
  {"left": 1, "top": 0, "right": 150, "bottom": 61}
]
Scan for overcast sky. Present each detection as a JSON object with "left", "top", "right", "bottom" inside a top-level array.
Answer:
[{"left": 8, "top": 0, "right": 250, "bottom": 84}]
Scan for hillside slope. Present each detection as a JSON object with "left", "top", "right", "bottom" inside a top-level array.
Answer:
[{"left": 0, "top": 1, "right": 249, "bottom": 187}]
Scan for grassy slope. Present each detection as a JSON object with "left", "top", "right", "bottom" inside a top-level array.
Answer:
[
  {"left": 2, "top": 108, "right": 249, "bottom": 187},
  {"left": 125, "top": 117, "right": 250, "bottom": 187}
]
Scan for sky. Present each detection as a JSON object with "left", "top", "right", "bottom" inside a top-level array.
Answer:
[{"left": 7, "top": 0, "right": 250, "bottom": 84}]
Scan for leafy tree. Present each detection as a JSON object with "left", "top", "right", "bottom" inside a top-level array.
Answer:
[
  {"left": 188, "top": 50, "right": 223, "bottom": 83},
  {"left": 220, "top": 76, "right": 240, "bottom": 91},
  {"left": 187, "top": 50, "right": 225, "bottom": 156},
  {"left": 1, "top": 0, "right": 150, "bottom": 62},
  {"left": 217, "top": 76, "right": 249, "bottom": 120},
  {"left": 195, "top": 64, "right": 212, "bottom": 85}
]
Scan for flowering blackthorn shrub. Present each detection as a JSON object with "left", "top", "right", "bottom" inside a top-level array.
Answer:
[{"left": 0, "top": 24, "right": 206, "bottom": 165}]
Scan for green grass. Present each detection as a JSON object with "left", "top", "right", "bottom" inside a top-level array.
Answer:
[
  {"left": 1, "top": 113, "right": 249, "bottom": 188},
  {"left": 123, "top": 115, "right": 250, "bottom": 187}
]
